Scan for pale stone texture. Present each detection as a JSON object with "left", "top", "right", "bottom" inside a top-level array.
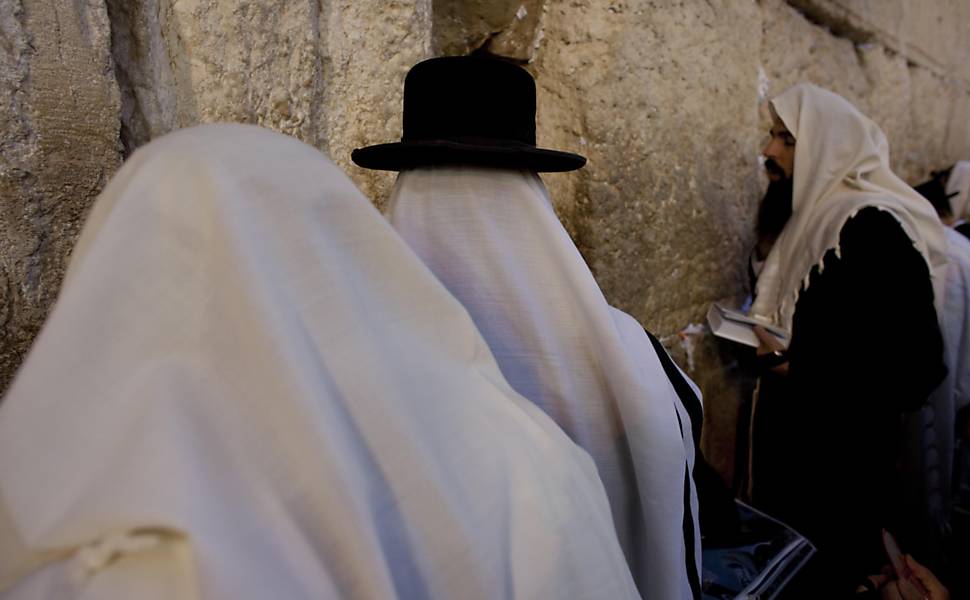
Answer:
[
  {"left": 324, "top": 1, "right": 432, "bottom": 208},
  {"left": 432, "top": 0, "right": 545, "bottom": 61},
  {"left": 761, "top": 0, "right": 970, "bottom": 183},
  {"left": 0, "top": 0, "right": 121, "bottom": 392},
  {"left": 106, "top": 0, "right": 431, "bottom": 206},
  {"left": 789, "top": 0, "right": 970, "bottom": 82},
  {"left": 531, "top": 0, "right": 764, "bottom": 481},
  {"left": 107, "top": 0, "right": 328, "bottom": 151},
  {"left": 2, "top": 0, "right": 970, "bottom": 485}
]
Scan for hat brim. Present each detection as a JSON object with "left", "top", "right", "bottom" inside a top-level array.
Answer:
[{"left": 351, "top": 139, "right": 586, "bottom": 172}]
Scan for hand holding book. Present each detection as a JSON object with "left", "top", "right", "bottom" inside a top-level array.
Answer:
[
  {"left": 754, "top": 325, "right": 789, "bottom": 375},
  {"left": 705, "top": 303, "right": 790, "bottom": 349}
]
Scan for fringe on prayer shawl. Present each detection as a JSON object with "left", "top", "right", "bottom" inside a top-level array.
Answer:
[{"left": 781, "top": 205, "right": 936, "bottom": 334}]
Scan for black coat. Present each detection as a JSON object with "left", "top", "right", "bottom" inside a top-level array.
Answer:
[{"left": 750, "top": 207, "right": 946, "bottom": 595}]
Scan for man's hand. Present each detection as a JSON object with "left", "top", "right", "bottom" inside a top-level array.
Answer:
[
  {"left": 867, "top": 555, "right": 949, "bottom": 600},
  {"left": 753, "top": 325, "right": 789, "bottom": 375}
]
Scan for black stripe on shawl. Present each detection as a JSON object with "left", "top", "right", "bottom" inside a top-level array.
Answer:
[
  {"left": 645, "top": 330, "right": 703, "bottom": 448},
  {"left": 670, "top": 402, "right": 702, "bottom": 600},
  {"left": 683, "top": 466, "right": 701, "bottom": 600},
  {"left": 647, "top": 329, "right": 702, "bottom": 600}
]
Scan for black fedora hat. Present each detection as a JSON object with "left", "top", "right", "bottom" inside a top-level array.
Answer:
[{"left": 351, "top": 55, "right": 586, "bottom": 172}]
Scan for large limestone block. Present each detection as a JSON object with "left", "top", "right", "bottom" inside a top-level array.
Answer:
[
  {"left": 536, "top": 0, "right": 763, "bottom": 333},
  {"left": 108, "top": 0, "right": 327, "bottom": 149},
  {"left": 944, "top": 87, "right": 970, "bottom": 163},
  {"left": 761, "top": 0, "right": 869, "bottom": 108},
  {"left": 905, "top": 66, "right": 958, "bottom": 176},
  {"left": 761, "top": 0, "right": 970, "bottom": 182},
  {"left": 325, "top": 0, "right": 432, "bottom": 207},
  {"left": 0, "top": 1, "right": 121, "bottom": 391},
  {"left": 532, "top": 0, "right": 765, "bottom": 483},
  {"left": 433, "top": 0, "right": 546, "bottom": 61},
  {"left": 788, "top": 0, "right": 970, "bottom": 83},
  {"left": 108, "top": 0, "right": 432, "bottom": 205}
]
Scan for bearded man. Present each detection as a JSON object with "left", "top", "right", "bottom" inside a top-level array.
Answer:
[{"left": 747, "top": 83, "right": 948, "bottom": 596}]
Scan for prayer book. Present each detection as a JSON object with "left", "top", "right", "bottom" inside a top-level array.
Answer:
[
  {"left": 706, "top": 303, "right": 790, "bottom": 349},
  {"left": 702, "top": 500, "right": 815, "bottom": 600}
]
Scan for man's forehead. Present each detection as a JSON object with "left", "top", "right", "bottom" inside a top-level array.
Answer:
[
  {"left": 769, "top": 111, "right": 790, "bottom": 134},
  {"left": 771, "top": 121, "right": 791, "bottom": 135}
]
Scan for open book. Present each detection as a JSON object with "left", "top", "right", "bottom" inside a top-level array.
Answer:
[
  {"left": 706, "top": 304, "right": 790, "bottom": 349},
  {"left": 702, "top": 500, "right": 816, "bottom": 600}
]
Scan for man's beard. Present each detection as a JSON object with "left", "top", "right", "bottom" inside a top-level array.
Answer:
[
  {"left": 763, "top": 156, "right": 787, "bottom": 180},
  {"left": 755, "top": 174, "right": 793, "bottom": 259}
]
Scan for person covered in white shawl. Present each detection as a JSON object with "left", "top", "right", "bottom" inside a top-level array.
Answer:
[
  {"left": 0, "top": 124, "right": 642, "bottom": 599},
  {"left": 353, "top": 55, "right": 703, "bottom": 599},
  {"left": 747, "top": 83, "right": 948, "bottom": 595}
]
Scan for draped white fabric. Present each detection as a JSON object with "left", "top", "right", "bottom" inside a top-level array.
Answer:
[
  {"left": 751, "top": 83, "right": 948, "bottom": 332},
  {"left": 905, "top": 227, "right": 970, "bottom": 541},
  {"left": 0, "top": 124, "right": 641, "bottom": 600},
  {"left": 944, "top": 229, "right": 970, "bottom": 416},
  {"left": 933, "top": 228, "right": 970, "bottom": 483},
  {"left": 388, "top": 167, "right": 701, "bottom": 599},
  {"left": 946, "top": 161, "right": 970, "bottom": 223}
]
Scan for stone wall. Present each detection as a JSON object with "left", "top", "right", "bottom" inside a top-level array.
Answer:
[
  {"left": 2, "top": 0, "right": 968, "bottom": 483},
  {"left": 0, "top": 1, "right": 120, "bottom": 395}
]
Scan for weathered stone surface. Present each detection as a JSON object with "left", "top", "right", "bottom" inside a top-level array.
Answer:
[
  {"left": 0, "top": 0, "right": 121, "bottom": 392},
  {"left": 487, "top": 1, "right": 545, "bottom": 62},
  {"left": 2, "top": 0, "right": 970, "bottom": 485},
  {"left": 944, "top": 84, "right": 970, "bottom": 161},
  {"left": 432, "top": 0, "right": 545, "bottom": 61},
  {"left": 533, "top": 0, "right": 764, "bottom": 482},
  {"left": 107, "top": 0, "right": 431, "bottom": 208},
  {"left": 107, "top": 0, "right": 327, "bottom": 152},
  {"left": 0, "top": 0, "right": 433, "bottom": 392},
  {"left": 761, "top": 0, "right": 869, "bottom": 108},
  {"left": 323, "top": 0, "right": 432, "bottom": 208},
  {"left": 788, "top": 0, "right": 970, "bottom": 82},
  {"left": 538, "top": 0, "right": 764, "bottom": 331},
  {"left": 762, "top": 0, "right": 970, "bottom": 183}
]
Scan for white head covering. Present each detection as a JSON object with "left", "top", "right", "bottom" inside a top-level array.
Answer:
[
  {"left": 0, "top": 124, "right": 640, "bottom": 599},
  {"left": 946, "top": 160, "right": 970, "bottom": 222},
  {"left": 751, "top": 83, "right": 948, "bottom": 331},
  {"left": 388, "top": 167, "right": 702, "bottom": 599}
]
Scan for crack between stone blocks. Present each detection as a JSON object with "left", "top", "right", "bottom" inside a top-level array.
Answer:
[
  {"left": 783, "top": 0, "right": 873, "bottom": 45},
  {"left": 783, "top": 0, "right": 962, "bottom": 85},
  {"left": 104, "top": 0, "right": 138, "bottom": 157}
]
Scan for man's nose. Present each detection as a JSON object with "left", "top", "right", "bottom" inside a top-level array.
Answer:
[{"left": 762, "top": 137, "right": 780, "bottom": 158}]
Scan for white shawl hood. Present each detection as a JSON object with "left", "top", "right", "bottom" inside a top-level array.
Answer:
[{"left": 751, "top": 83, "right": 948, "bottom": 332}]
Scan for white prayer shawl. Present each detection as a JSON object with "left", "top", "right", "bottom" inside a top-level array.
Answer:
[
  {"left": 0, "top": 124, "right": 641, "bottom": 600},
  {"left": 388, "top": 167, "right": 702, "bottom": 599},
  {"left": 945, "top": 229, "right": 970, "bottom": 416},
  {"left": 946, "top": 160, "right": 970, "bottom": 222},
  {"left": 751, "top": 83, "right": 948, "bottom": 332},
  {"left": 906, "top": 227, "right": 970, "bottom": 538}
]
